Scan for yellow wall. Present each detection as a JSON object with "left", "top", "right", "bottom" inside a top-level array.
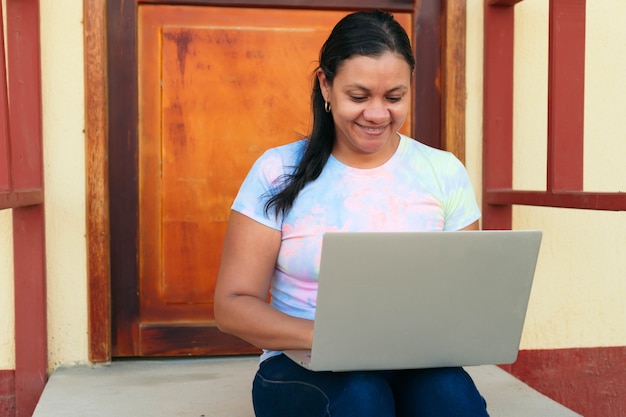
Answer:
[
  {"left": 1, "top": 0, "right": 625, "bottom": 371},
  {"left": 39, "top": 1, "right": 88, "bottom": 368},
  {"left": 0, "top": 211, "right": 14, "bottom": 369},
  {"left": 0, "top": 2, "right": 88, "bottom": 370},
  {"left": 468, "top": 0, "right": 626, "bottom": 349}
]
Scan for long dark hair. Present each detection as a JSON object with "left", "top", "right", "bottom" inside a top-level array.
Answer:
[{"left": 264, "top": 9, "right": 415, "bottom": 218}]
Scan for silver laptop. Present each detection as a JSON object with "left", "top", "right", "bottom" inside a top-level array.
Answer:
[{"left": 284, "top": 230, "right": 542, "bottom": 372}]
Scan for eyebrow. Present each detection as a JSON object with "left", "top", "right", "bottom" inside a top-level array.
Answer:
[{"left": 344, "top": 84, "right": 409, "bottom": 93}]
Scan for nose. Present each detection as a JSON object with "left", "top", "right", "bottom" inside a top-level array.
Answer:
[{"left": 362, "top": 99, "right": 388, "bottom": 123}]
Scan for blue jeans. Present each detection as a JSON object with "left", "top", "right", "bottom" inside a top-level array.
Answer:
[{"left": 252, "top": 354, "right": 489, "bottom": 417}]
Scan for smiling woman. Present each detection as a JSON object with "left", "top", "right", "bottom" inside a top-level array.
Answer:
[{"left": 214, "top": 9, "right": 485, "bottom": 417}]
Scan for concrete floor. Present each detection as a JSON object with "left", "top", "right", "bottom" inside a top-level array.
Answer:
[{"left": 33, "top": 356, "right": 582, "bottom": 417}]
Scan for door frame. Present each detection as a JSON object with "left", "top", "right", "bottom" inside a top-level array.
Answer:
[{"left": 84, "top": 0, "right": 468, "bottom": 361}]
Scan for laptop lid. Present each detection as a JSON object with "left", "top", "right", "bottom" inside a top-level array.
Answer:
[{"left": 288, "top": 230, "right": 542, "bottom": 372}]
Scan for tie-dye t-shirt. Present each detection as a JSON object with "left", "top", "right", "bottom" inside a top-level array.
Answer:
[{"left": 231, "top": 134, "right": 481, "bottom": 362}]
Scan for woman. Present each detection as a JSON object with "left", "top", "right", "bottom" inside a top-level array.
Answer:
[{"left": 215, "top": 9, "right": 488, "bottom": 417}]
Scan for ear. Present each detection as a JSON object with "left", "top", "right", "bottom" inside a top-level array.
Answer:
[{"left": 317, "top": 69, "right": 330, "bottom": 102}]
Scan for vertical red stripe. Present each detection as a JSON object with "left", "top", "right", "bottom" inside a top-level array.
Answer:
[
  {"left": 0, "top": 5, "right": 11, "bottom": 193},
  {"left": 13, "top": 207, "right": 47, "bottom": 417},
  {"left": 7, "top": 0, "right": 44, "bottom": 190},
  {"left": 482, "top": 1, "right": 514, "bottom": 229},
  {"left": 6, "top": 1, "right": 47, "bottom": 416},
  {"left": 413, "top": 0, "right": 442, "bottom": 149},
  {"left": 547, "top": 0, "right": 586, "bottom": 191}
]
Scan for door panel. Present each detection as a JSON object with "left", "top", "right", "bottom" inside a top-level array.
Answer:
[{"left": 138, "top": 5, "right": 412, "bottom": 355}]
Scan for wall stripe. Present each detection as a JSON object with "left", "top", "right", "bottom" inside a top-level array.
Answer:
[
  {"left": 5, "top": 1, "right": 47, "bottom": 416},
  {"left": 0, "top": 370, "right": 16, "bottom": 417},
  {"left": 482, "top": 1, "right": 514, "bottom": 230},
  {"left": 500, "top": 347, "right": 626, "bottom": 417},
  {"left": 547, "top": 0, "right": 586, "bottom": 192}
]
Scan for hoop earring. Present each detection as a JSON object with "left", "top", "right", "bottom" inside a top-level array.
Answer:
[{"left": 324, "top": 101, "right": 331, "bottom": 113}]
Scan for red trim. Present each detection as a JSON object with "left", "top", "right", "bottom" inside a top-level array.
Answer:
[
  {"left": 486, "top": 190, "right": 626, "bottom": 211},
  {"left": 547, "top": 0, "right": 586, "bottom": 191},
  {"left": 138, "top": 0, "right": 415, "bottom": 10},
  {"left": 0, "top": 190, "right": 45, "bottom": 210},
  {"left": 488, "top": 0, "right": 523, "bottom": 5},
  {"left": 412, "top": 0, "right": 442, "bottom": 149},
  {"left": 7, "top": 1, "right": 44, "bottom": 190},
  {"left": 501, "top": 346, "right": 626, "bottom": 417},
  {"left": 0, "top": 5, "right": 10, "bottom": 194},
  {"left": 0, "top": 370, "right": 16, "bottom": 417},
  {"left": 482, "top": 1, "right": 514, "bottom": 229},
  {"left": 4, "top": 1, "right": 47, "bottom": 416},
  {"left": 13, "top": 206, "right": 47, "bottom": 417}
]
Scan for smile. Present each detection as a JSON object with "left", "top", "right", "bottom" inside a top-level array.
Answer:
[{"left": 358, "top": 124, "right": 388, "bottom": 134}]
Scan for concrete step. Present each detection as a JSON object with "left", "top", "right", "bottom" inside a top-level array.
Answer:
[{"left": 33, "top": 356, "right": 581, "bottom": 417}]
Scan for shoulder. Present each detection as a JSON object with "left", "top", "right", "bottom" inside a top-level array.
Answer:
[
  {"left": 256, "top": 139, "right": 307, "bottom": 167},
  {"left": 251, "top": 139, "right": 308, "bottom": 177},
  {"left": 399, "top": 134, "right": 461, "bottom": 168},
  {"left": 263, "top": 139, "right": 307, "bottom": 160}
]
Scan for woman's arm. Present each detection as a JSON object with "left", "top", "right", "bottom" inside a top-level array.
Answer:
[{"left": 214, "top": 210, "right": 314, "bottom": 351}]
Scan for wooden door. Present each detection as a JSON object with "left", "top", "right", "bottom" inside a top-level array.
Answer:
[
  {"left": 88, "top": 0, "right": 462, "bottom": 362},
  {"left": 137, "top": 5, "right": 412, "bottom": 356}
]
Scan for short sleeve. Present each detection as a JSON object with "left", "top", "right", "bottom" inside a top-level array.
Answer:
[
  {"left": 441, "top": 154, "right": 481, "bottom": 231},
  {"left": 231, "top": 149, "right": 286, "bottom": 230},
  {"left": 231, "top": 138, "right": 309, "bottom": 230}
]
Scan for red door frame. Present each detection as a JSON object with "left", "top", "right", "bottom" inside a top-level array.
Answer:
[{"left": 0, "top": 1, "right": 47, "bottom": 416}]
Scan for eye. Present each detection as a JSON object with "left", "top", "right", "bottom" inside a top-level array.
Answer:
[
  {"left": 350, "top": 96, "right": 368, "bottom": 102},
  {"left": 386, "top": 96, "right": 403, "bottom": 103}
]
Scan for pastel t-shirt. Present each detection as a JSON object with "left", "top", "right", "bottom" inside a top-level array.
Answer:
[{"left": 231, "top": 134, "right": 481, "bottom": 362}]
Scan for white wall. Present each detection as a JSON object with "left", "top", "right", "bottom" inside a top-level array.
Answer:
[
  {"left": 584, "top": 1, "right": 626, "bottom": 192},
  {"left": 0, "top": 211, "right": 15, "bottom": 369},
  {"left": 467, "top": 0, "right": 626, "bottom": 350},
  {"left": 39, "top": 1, "right": 88, "bottom": 369}
]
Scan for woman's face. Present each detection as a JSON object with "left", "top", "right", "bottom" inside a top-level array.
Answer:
[{"left": 318, "top": 51, "right": 412, "bottom": 168}]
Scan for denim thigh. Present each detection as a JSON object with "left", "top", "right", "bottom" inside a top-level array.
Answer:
[
  {"left": 387, "top": 367, "right": 490, "bottom": 417},
  {"left": 252, "top": 354, "right": 395, "bottom": 417}
]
